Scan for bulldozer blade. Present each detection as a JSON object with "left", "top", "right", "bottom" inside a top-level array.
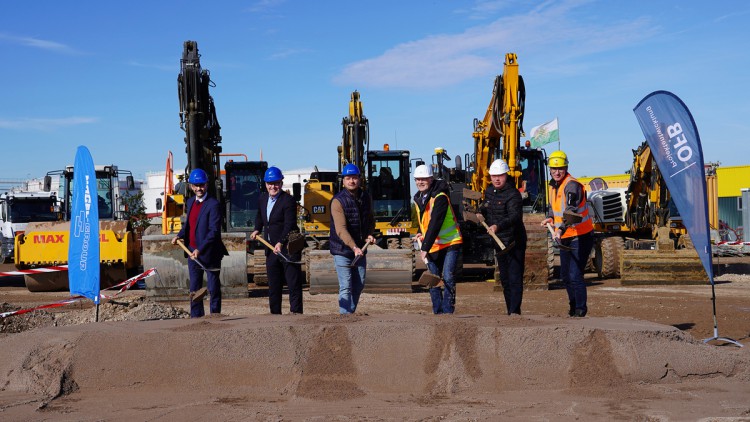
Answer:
[
  {"left": 620, "top": 249, "right": 708, "bottom": 285},
  {"left": 308, "top": 247, "right": 414, "bottom": 294}
]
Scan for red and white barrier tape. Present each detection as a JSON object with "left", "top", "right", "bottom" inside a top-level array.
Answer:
[
  {"left": 0, "top": 265, "right": 69, "bottom": 277},
  {"left": 716, "top": 241, "right": 750, "bottom": 246},
  {"left": 0, "top": 268, "right": 158, "bottom": 319}
]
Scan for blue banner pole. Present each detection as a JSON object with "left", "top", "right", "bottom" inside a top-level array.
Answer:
[
  {"left": 633, "top": 91, "right": 741, "bottom": 347},
  {"left": 68, "top": 146, "right": 102, "bottom": 321}
]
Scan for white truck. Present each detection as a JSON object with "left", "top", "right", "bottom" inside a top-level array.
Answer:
[{"left": 0, "top": 191, "right": 59, "bottom": 262}]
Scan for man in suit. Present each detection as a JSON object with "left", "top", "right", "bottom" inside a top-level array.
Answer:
[
  {"left": 250, "top": 166, "right": 303, "bottom": 314},
  {"left": 171, "top": 168, "right": 229, "bottom": 318}
]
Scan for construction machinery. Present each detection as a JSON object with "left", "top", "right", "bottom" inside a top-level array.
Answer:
[
  {"left": 0, "top": 191, "right": 59, "bottom": 263},
  {"left": 433, "top": 53, "right": 551, "bottom": 288},
  {"left": 141, "top": 40, "right": 265, "bottom": 299},
  {"left": 587, "top": 141, "right": 707, "bottom": 283},
  {"left": 14, "top": 165, "right": 142, "bottom": 291},
  {"left": 304, "top": 91, "right": 415, "bottom": 293}
]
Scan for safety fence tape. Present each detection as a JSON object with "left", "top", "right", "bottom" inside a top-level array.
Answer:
[
  {"left": 0, "top": 265, "right": 69, "bottom": 277},
  {"left": 0, "top": 268, "right": 158, "bottom": 319},
  {"left": 716, "top": 241, "right": 750, "bottom": 245}
]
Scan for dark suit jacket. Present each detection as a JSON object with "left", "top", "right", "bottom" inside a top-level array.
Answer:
[
  {"left": 177, "top": 195, "right": 229, "bottom": 266},
  {"left": 255, "top": 191, "right": 298, "bottom": 257}
]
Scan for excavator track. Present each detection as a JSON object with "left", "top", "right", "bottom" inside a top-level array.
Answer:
[{"left": 521, "top": 214, "right": 552, "bottom": 289}]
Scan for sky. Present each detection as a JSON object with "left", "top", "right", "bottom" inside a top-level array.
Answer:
[{"left": 2, "top": 0, "right": 749, "bottom": 184}]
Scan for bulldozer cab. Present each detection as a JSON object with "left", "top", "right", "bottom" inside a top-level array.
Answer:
[{"left": 224, "top": 161, "right": 268, "bottom": 233}]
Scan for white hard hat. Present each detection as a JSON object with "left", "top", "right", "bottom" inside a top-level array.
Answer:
[
  {"left": 488, "top": 159, "right": 510, "bottom": 176},
  {"left": 413, "top": 164, "right": 433, "bottom": 178}
]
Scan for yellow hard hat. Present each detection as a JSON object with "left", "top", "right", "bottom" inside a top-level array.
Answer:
[{"left": 548, "top": 150, "right": 569, "bottom": 168}]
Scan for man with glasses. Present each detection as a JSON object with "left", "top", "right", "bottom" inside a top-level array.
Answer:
[
  {"left": 541, "top": 151, "right": 594, "bottom": 317},
  {"left": 172, "top": 168, "right": 228, "bottom": 318},
  {"left": 250, "top": 166, "right": 303, "bottom": 314}
]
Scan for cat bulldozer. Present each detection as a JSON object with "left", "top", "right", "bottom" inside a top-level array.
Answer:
[
  {"left": 303, "top": 91, "right": 416, "bottom": 293},
  {"left": 434, "top": 53, "right": 552, "bottom": 289},
  {"left": 586, "top": 141, "right": 707, "bottom": 284},
  {"left": 14, "top": 165, "right": 142, "bottom": 292}
]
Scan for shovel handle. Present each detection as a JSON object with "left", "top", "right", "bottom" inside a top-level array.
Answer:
[
  {"left": 479, "top": 221, "right": 506, "bottom": 250},
  {"left": 255, "top": 235, "right": 276, "bottom": 252},
  {"left": 175, "top": 239, "right": 192, "bottom": 255},
  {"left": 414, "top": 238, "right": 429, "bottom": 264},
  {"left": 350, "top": 241, "right": 371, "bottom": 266}
]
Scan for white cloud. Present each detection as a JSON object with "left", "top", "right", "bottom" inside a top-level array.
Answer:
[
  {"left": 0, "top": 117, "right": 98, "bottom": 131},
  {"left": 0, "top": 33, "right": 83, "bottom": 55},
  {"left": 334, "top": 0, "right": 658, "bottom": 89}
]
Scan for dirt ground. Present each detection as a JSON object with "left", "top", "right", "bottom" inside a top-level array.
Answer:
[{"left": 1, "top": 259, "right": 749, "bottom": 421}]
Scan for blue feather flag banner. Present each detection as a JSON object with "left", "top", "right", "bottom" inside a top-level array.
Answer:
[
  {"left": 68, "top": 146, "right": 101, "bottom": 303},
  {"left": 633, "top": 91, "right": 713, "bottom": 284}
]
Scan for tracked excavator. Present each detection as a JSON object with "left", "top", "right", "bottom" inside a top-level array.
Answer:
[
  {"left": 304, "top": 91, "right": 415, "bottom": 293},
  {"left": 142, "top": 40, "right": 265, "bottom": 299},
  {"left": 14, "top": 165, "right": 141, "bottom": 292},
  {"left": 587, "top": 141, "right": 707, "bottom": 283},
  {"left": 433, "top": 53, "right": 552, "bottom": 288}
]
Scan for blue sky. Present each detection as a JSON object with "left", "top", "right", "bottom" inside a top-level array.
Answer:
[{"left": 2, "top": 0, "right": 749, "bottom": 183}]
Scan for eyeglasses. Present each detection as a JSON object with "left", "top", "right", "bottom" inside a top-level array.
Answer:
[{"left": 550, "top": 168, "right": 566, "bottom": 174}]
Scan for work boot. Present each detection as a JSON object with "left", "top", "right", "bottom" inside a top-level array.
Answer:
[
  {"left": 573, "top": 309, "right": 587, "bottom": 317},
  {"left": 191, "top": 287, "right": 208, "bottom": 302},
  {"left": 568, "top": 302, "right": 576, "bottom": 317}
]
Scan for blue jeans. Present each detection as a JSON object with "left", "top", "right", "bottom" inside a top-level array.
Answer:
[
  {"left": 559, "top": 233, "right": 594, "bottom": 315},
  {"left": 333, "top": 254, "right": 366, "bottom": 314},
  {"left": 187, "top": 258, "right": 221, "bottom": 318},
  {"left": 426, "top": 246, "right": 459, "bottom": 314}
]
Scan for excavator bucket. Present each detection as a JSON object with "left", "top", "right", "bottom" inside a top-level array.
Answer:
[{"left": 306, "top": 246, "right": 414, "bottom": 294}]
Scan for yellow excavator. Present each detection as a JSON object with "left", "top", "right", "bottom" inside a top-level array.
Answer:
[
  {"left": 14, "top": 165, "right": 141, "bottom": 291},
  {"left": 141, "top": 40, "right": 263, "bottom": 299},
  {"left": 304, "top": 91, "right": 415, "bottom": 293},
  {"left": 586, "top": 141, "right": 707, "bottom": 283},
  {"left": 434, "top": 53, "right": 551, "bottom": 288}
]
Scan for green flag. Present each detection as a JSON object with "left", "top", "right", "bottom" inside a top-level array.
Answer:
[{"left": 529, "top": 118, "right": 559, "bottom": 148}]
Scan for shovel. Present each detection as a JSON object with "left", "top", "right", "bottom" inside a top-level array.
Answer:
[
  {"left": 474, "top": 214, "right": 516, "bottom": 253},
  {"left": 176, "top": 239, "right": 222, "bottom": 271},
  {"left": 343, "top": 241, "right": 371, "bottom": 268},
  {"left": 255, "top": 236, "right": 303, "bottom": 265},
  {"left": 415, "top": 238, "right": 442, "bottom": 288},
  {"left": 545, "top": 223, "right": 574, "bottom": 251}
]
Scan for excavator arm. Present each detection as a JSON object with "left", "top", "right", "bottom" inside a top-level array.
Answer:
[
  {"left": 470, "top": 53, "right": 526, "bottom": 194},
  {"left": 178, "top": 40, "right": 223, "bottom": 201},
  {"left": 339, "top": 91, "right": 369, "bottom": 174}
]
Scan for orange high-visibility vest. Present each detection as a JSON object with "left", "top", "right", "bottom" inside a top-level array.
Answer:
[
  {"left": 416, "top": 192, "right": 462, "bottom": 253},
  {"left": 550, "top": 174, "right": 593, "bottom": 239}
]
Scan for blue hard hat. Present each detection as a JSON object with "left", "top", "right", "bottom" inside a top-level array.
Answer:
[
  {"left": 188, "top": 168, "right": 208, "bottom": 184},
  {"left": 341, "top": 164, "right": 361, "bottom": 176},
  {"left": 264, "top": 166, "right": 284, "bottom": 182}
]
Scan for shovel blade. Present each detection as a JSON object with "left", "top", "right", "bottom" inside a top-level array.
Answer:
[{"left": 418, "top": 271, "right": 442, "bottom": 288}]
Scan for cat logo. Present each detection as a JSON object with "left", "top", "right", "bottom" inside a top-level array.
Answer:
[{"left": 312, "top": 205, "right": 326, "bottom": 214}]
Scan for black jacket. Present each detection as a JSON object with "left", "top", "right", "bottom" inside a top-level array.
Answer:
[
  {"left": 254, "top": 190, "right": 299, "bottom": 257},
  {"left": 481, "top": 182, "right": 527, "bottom": 249}
]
